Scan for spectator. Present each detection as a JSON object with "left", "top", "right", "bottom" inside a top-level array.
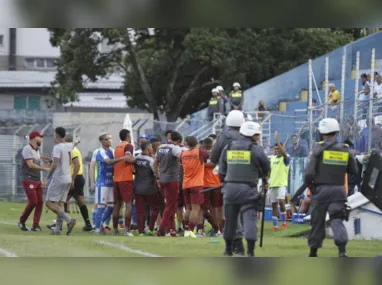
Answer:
[
  {"left": 327, "top": 83, "right": 340, "bottom": 104},
  {"left": 286, "top": 134, "right": 309, "bottom": 158},
  {"left": 312, "top": 98, "right": 322, "bottom": 117},
  {"left": 360, "top": 73, "right": 370, "bottom": 94},
  {"left": 257, "top": 100, "right": 268, "bottom": 120},
  {"left": 262, "top": 138, "right": 270, "bottom": 155},
  {"left": 207, "top": 88, "right": 225, "bottom": 121},
  {"left": 374, "top": 74, "right": 382, "bottom": 98}
]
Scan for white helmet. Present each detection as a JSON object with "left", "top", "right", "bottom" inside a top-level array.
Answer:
[
  {"left": 211, "top": 88, "right": 218, "bottom": 93},
  {"left": 318, "top": 118, "right": 340, "bottom": 134},
  {"left": 233, "top": 82, "right": 241, "bottom": 88},
  {"left": 226, "top": 110, "right": 245, "bottom": 127},
  {"left": 216, "top": 86, "right": 224, "bottom": 92},
  {"left": 240, "top": 121, "right": 262, "bottom": 136}
]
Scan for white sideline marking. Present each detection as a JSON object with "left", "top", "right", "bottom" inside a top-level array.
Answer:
[
  {"left": 0, "top": 248, "right": 17, "bottom": 257},
  {"left": 0, "top": 221, "right": 17, "bottom": 225},
  {"left": 96, "top": 241, "right": 162, "bottom": 257}
]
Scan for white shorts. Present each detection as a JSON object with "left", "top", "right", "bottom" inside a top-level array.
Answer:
[
  {"left": 269, "top": 186, "right": 287, "bottom": 203},
  {"left": 95, "top": 186, "right": 114, "bottom": 204}
]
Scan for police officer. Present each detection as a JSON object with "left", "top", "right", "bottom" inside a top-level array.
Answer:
[
  {"left": 219, "top": 121, "right": 270, "bottom": 257},
  {"left": 304, "top": 118, "right": 358, "bottom": 257},
  {"left": 229, "top": 82, "right": 244, "bottom": 111},
  {"left": 207, "top": 88, "right": 225, "bottom": 121},
  {"left": 210, "top": 110, "right": 246, "bottom": 254}
]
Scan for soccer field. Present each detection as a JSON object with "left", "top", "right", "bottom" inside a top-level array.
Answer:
[{"left": 0, "top": 202, "right": 381, "bottom": 258}]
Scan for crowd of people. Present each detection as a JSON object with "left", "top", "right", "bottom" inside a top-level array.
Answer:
[{"left": 16, "top": 108, "right": 359, "bottom": 257}]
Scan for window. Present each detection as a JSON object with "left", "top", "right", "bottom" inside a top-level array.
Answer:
[
  {"left": 0, "top": 35, "right": 3, "bottom": 46},
  {"left": 14, "top": 96, "right": 41, "bottom": 110},
  {"left": 24, "top": 58, "right": 57, "bottom": 69}
]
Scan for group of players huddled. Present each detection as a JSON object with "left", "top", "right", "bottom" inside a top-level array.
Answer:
[{"left": 17, "top": 126, "right": 225, "bottom": 238}]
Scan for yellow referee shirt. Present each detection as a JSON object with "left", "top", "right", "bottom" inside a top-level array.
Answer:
[{"left": 71, "top": 147, "right": 83, "bottom": 176}]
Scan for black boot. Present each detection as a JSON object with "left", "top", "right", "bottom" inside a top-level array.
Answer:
[
  {"left": 233, "top": 238, "right": 245, "bottom": 256},
  {"left": 338, "top": 245, "right": 347, "bottom": 257},
  {"left": 224, "top": 240, "right": 234, "bottom": 256},
  {"left": 246, "top": 239, "right": 255, "bottom": 257},
  {"left": 309, "top": 248, "right": 318, "bottom": 257}
]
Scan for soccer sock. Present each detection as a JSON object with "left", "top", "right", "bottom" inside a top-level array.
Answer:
[
  {"left": 280, "top": 212, "right": 286, "bottom": 224},
  {"left": 220, "top": 219, "right": 225, "bottom": 232},
  {"left": 272, "top": 216, "right": 278, "bottom": 227},
  {"left": 189, "top": 222, "right": 196, "bottom": 231},
  {"left": 105, "top": 213, "right": 111, "bottom": 227},
  {"left": 92, "top": 209, "right": 97, "bottom": 226},
  {"left": 55, "top": 216, "right": 63, "bottom": 232},
  {"left": 118, "top": 216, "right": 124, "bottom": 225},
  {"left": 197, "top": 223, "right": 204, "bottom": 232},
  {"left": 102, "top": 206, "right": 114, "bottom": 225},
  {"left": 79, "top": 205, "right": 91, "bottom": 226},
  {"left": 57, "top": 208, "right": 71, "bottom": 223},
  {"left": 183, "top": 220, "right": 189, "bottom": 230},
  {"left": 95, "top": 206, "right": 105, "bottom": 229}
]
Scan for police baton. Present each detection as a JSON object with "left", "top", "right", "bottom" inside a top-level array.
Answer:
[
  {"left": 259, "top": 180, "right": 268, "bottom": 248},
  {"left": 200, "top": 185, "right": 223, "bottom": 193}
]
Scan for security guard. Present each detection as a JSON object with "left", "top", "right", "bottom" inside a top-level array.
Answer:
[
  {"left": 219, "top": 121, "right": 270, "bottom": 257},
  {"left": 229, "top": 82, "right": 244, "bottom": 111},
  {"left": 210, "top": 110, "right": 246, "bottom": 254},
  {"left": 207, "top": 88, "right": 225, "bottom": 121},
  {"left": 304, "top": 118, "right": 358, "bottom": 257}
]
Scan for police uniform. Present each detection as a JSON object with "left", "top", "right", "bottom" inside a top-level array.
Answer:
[
  {"left": 219, "top": 137, "right": 270, "bottom": 256},
  {"left": 304, "top": 140, "right": 357, "bottom": 256},
  {"left": 210, "top": 127, "right": 245, "bottom": 252},
  {"left": 229, "top": 91, "right": 243, "bottom": 111}
]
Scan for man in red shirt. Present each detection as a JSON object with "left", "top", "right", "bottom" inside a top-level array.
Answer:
[
  {"left": 18, "top": 131, "right": 50, "bottom": 231},
  {"left": 181, "top": 136, "right": 209, "bottom": 238}
]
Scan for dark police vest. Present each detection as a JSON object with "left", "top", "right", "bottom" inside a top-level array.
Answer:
[
  {"left": 314, "top": 141, "right": 350, "bottom": 185},
  {"left": 230, "top": 91, "right": 242, "bottom": 106},
  {"left": 224, "top": 139, "right": 260, "bottom": 184}
]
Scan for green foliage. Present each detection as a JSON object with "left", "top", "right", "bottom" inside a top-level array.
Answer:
[{"left": 48, "top": 28, "right": 353, "bottom": 121}]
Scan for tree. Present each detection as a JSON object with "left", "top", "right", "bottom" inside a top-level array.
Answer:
[{"left": 49, "top": 28, "right": 353, "bottom": 121}]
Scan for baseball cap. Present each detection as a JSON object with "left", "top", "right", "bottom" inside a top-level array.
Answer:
[{"left": 29, "top": 131, "right": 44, "bottom": 140}]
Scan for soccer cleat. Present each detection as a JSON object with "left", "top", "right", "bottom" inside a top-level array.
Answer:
[
  {"left": 281, "top": 224, "right": 288, "bottom": 230},
  {"left": 104, "top": 226, "right": 111, "bottom": 232},
  {"left": 207, "top": 229, "right": 214, "bottom": 237},
  {"left": 47, "top": 224, "right": 55, "bottom": 231},
  {"left": 272, "top": 226, "right": 279, "bottom": 232},
  {"left": 50, "top": 231, "right": 61, "bottom": 235},
  {"left": 66, "top": 218, "right": 77, "bottom": 235},
  {"left": 31, "top": 225, "right": 42, "bottom": 232},
  {"left": 155, "top": 230, "right": 164, "bottom": 237},
  {"left": 113, "top": 229, "right": 120, "bottom": 236},
  {"left": 18, "top": 221, "right": 29, "bottom": 231},
  {"left": 339, "top": 252, "right": 348, "bottom": 257},
  {"left": 124, "top": 231, "right": 134, "bottom": 237},
  {"left": 82, "top": 225, "right": 93, "bottom": 232},
  {"left": 94, "top": 229, "right": 106, "bottom": 235},
  {"left": 138, "top": 233, "right": 145, "bottom": 237},
  {"left": 196, "top": 233, "right": 204, "bottom": 238},
  {"left": 166, "top": 230, "right": 178, "bottom": 237},
  {"left": 144, "top": 230, "right": 155, "bottom": 236},
  {"left": 184, "top": 230, "right": 197, "bottom": 238},
  {"left": 177, "top": 227, "right": 184, "bottom": 236}
]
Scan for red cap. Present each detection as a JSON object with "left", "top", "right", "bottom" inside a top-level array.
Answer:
[{"left": 29, "top": 131, "right": 44, "bottom": 140}]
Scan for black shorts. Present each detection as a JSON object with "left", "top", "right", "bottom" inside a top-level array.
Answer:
[{"left": 67, "top": 175, "right": 85, "bottom": 200}]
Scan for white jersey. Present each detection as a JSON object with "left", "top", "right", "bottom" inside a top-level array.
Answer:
[{"left": 52, "top": 142, "right": 74, "bottom": 184}]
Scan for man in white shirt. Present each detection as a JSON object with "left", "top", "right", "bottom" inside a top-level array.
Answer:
[
  {"left": 374, "top": 74, "right": 382, "bottom": 98},
  {"left": 44, "top": 127, "right": 77, "bottom": 235}
]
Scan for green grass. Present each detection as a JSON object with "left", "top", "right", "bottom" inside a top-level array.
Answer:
[{"left": 0, "top": 202, "right": 381, "bottom": 257}]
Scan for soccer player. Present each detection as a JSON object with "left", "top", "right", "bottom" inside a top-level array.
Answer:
[
  {"left": 94, "top": 133, "right": 129, "bottom": 235},
  {"left": 181, "top": 136, "right": 209, "bottom": 238},
  {"left": 176, "top": 140, "right": 188, "bottom": 235},
  {"left": 203, "top": 137, "right": 222, "bottom": 236},
  {"left": 269, "top": 131, "right": 291, "bottom": 231},
  {"left": 44, "top": 127, "right": 77, "bottom": 235},
  {"left": 112, "top": 129, "right": 135, "bottom": 236},
  {"left": 134, "top": 142, "right": 161, "bottom": 236},
  {"left": 154, "top": 131, "right": 183, "bottom": 237},
  {"left": 18, "top": 131, "right": 50, "bottom": 231},
  {"left": 64, "top": 134, "right": 93, "bottom": 231}
]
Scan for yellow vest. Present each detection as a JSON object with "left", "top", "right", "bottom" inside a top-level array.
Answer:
[
  {"left": 71, "top": 147, "right": 83, "bottom": 176},
  {"left": 269, "top": 155, "right": 290, "bottom": 188},
  {"left": 231, "top": 91, "right": 242, "bottom": 98},
  {"left": 209, "top": 98, "right": 218, "bottom": 105}
]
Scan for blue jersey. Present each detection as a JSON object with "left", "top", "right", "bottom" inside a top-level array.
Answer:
[{"left": 95, "top": 148, "right": 114, "bottom": 187}]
